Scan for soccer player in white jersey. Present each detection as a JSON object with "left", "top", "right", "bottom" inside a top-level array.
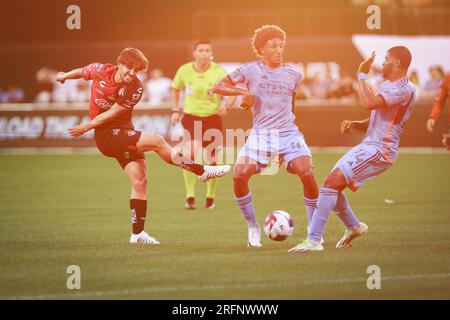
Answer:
[
  {"left": 212, "top": 25, "right": 319, "bottom": 247},
  {"left": 289, "top": 46, "right": 416, "bottom": 253}
]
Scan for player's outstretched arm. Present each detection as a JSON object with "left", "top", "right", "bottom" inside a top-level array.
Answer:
[
  {"left": 55, "top": 68, "right": 83, "bottom": 84},
  {"left": 212, "top": 76, "right": 253, "bottom": 111},
  {"left": 357, "top": 52, "right": 386, "bottom": 110},
  {"left": 340, "top": 118, "right": 370, "bottom": 134},
  {"left": 212, "top": 76, "right": 248, "bottom": 96},
  {"left": 68, "top": 104, "right": 128, "bottom": 137}
]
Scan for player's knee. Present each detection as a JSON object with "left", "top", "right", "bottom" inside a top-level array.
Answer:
[
  {"left": 322, "top": 174, "right": 339, "bottom": 189},
  {"left": 298, "top": 168, "right": 315, "bottom": 181},
  {"left": 233, "top": 168, "right": 251, "bottom": 185},
  {"left": 132, "top": 176, "right": 147, "bottom": 192},
  {"left": 151, "top": 134, "right": 166, "bottom": 151}
]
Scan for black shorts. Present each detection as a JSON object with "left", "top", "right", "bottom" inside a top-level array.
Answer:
[
  {"left": 181, "top": 113, "right": 223, "bottom": 148},
  {"left": 94, "top": 128, "right": 144, "bottom": 169}
]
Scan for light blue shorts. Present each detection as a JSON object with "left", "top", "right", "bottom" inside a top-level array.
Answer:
[
  {"left": 333, "top": 143, "right": 393, "bottom": 191},
  {"left": 237, "top": 130, "right": 312, "bottom": 172}
]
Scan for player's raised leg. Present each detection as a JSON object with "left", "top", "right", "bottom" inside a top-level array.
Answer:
[
  {"left": 289, "top": 168, "right": 346, "bottom": 252},
  {"left": 334, "top": 192, "right": 368, "bottom": 248},
  {"left": 289, "top": 167, "right": 367, "bottom": 252},
  {"left": 136, "top": 132, "right": 230, "bottom": 182},
  {"left": 233, "top": 157, "right": 261, "bottom": 247},
  {"left": 123, "top": 159, "right": 160, "bottom": 245}
]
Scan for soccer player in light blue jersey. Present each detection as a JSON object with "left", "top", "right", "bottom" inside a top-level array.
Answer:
[
  {"left": 289, "top": 46, "right": 416, "bottom": 253},
  {"left": 213, "top": 25, "right": 319, "bottom": 247}
]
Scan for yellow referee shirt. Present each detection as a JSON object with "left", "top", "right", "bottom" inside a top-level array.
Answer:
[{"left": 172, "top": 62, "right": 227, "bottom": 117}]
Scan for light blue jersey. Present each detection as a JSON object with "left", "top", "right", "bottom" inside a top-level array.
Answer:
[
  {"left": 363, "top": 77, "right": 416, "bottom": 162},
  {"left": 229, "top": 60, "right": 303, "bottom": 133},
  {"left": 333, "top": 77, "right": 417, "bottom": 192}
]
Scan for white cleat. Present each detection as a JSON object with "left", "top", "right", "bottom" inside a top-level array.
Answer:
[
  {"left": 247, "top": 225, "right": 262, "bottom": 247},
  {"left": 130, "top": 231, "right": 160, "bottom": 245},
  {"left": 199, "top": 165, "right": 231, "bottom": 182},
  {"left": 336, "top": 222, "right": 368, "bottom": 248},
  {"left": 288, "top": 239, "right": 324, "bottom": 253}
]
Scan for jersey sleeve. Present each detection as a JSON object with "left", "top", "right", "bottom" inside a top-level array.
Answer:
[
  {"left": 171, "top": 66, "right": 185, "bottom": 90},
  {"left": 430, "top": 76, "right": 449, "bottom": 120},
  {"left": 294, "top": 67, "right": 304, "bottom": 89},
  {"left": 116, "top": 82, "right": 144, "bottom": 109},
  {"left": 378, "top": 84, "right": 413, "bottom": 107},
  {"left": 228, "top": 64, "right": 248, "bottom": 84},
  {"left": 81, "top": 63, "right": 104, "bottom": 81}
]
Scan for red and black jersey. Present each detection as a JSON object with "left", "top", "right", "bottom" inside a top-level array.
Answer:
[
  {"left": 82, "top": 63, "right": 144, "bottom": 129},
  {"left": 430, "top": 74, "right": 450, "bottom": 125}
]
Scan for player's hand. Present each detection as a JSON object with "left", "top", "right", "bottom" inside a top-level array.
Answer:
[
  {"left": 442, "top": 133, "right": 450, "bottom": 151},
  {"left": 358, "top": 51, "right": 376, "bottom": 75},
  {"left": 55, "top": 72, "right": 67, "bottom": 84},
  {"left": 240, "top": 92, "right": 254, "bottom": 111},
  {"left": 340, "top": 120, "right": 354, "bottom": 134},
  {"left": 171, "top": 112, "right": 180, "bottom": 126},
  {"left": 217, "top": 105, "right": 228, "bottom": 116},
  {"left": 426, "top": 118, "right": 436, "bottom": 132},
  {"left": 68, "top": 124, "right": 87, "bottom": 137}
]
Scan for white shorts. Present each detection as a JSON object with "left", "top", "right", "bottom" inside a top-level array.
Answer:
[
  {"left": 237, "top": 130, "right": 312, "bottom": 172},
  {"left": 333, "top": 143, "right": 393, "bottom": 191}
]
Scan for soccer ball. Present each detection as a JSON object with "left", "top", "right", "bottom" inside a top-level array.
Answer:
[{"left": 263, "top": 210, "right": 294, "bottom": 241}]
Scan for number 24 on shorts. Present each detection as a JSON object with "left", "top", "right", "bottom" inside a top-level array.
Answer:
[{"left": 291, "top": 141, "right": 302, "bottom": 150}]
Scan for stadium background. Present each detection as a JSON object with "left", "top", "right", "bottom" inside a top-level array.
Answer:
[
  {"left": 0, "top": 0, "right": 449, "bottom": 301},
  {"left": 1, "top": 0, "right": 449, "bottom": 150}
]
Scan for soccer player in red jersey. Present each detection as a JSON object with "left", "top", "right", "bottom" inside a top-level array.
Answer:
[
  {"left": 426, "top": 73, "right": 450, "bottom": 150},
  {"left": 56, "top": 48, "right": 230, "bottom": 244}
]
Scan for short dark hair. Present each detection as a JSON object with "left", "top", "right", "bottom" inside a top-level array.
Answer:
[
  {"left": 193, "top": 39, "right": 211, "bottom": 50},
  {"left": 251, "top": 25, "right": 286, "bottom": 57},
  {"left": 388, "top": 46, "right": 412, "bottom": 71},
  {"left": 117, "top": 48, "right": 148, "bottom": 72}
]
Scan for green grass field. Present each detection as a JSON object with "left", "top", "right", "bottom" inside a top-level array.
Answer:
[{"left": 0, "top": 152, "right": 449, "bottom": 299}]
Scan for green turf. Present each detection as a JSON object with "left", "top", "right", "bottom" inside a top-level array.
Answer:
[{"left": 0, "top": 153, "right": 449, "bottom": 299}]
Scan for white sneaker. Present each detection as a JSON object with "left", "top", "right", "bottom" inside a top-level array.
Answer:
[
  {"left": 247, "top": 225, "right": 262, "bottom": 247},
  {"left": 199, "top": 165, "right": 231, "bottom": 182},
  {"left": 336, "top": 222, "right": 368, "bottom": 248},
  {"left": 129, "top": 231, "right": 160, "bottom": 245},
  {"left": 288, "top": 239, "right": 324, "bottom": 253}
]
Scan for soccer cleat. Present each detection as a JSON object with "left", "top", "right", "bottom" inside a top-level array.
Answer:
[
  {"left": 288, "top": 239, "right": 324, "bottom": 253},
  {"left": 185, "top": 197, "right": 196, "bottom": 210},
  {"left": 247, "top": 225, "right": 262, "bottom": 247},
  {"left": 199, "top": 165, "right": 231, "bottom": 182},
  {"left": 336, "top": 222, "right": 368, "bottom": 248},
  {"left": 130, "top": 231, "right": 160, "bottom": 245},
  {"left": 205, "top": 197, "right": 215, "bottom": 209}
]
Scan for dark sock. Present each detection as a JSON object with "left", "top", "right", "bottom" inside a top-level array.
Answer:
[
  {"left": 173, "top": 152, "right": 205, "bottom": 175},
  {"left": 130, "top": 199, "right": 147, "bottom": 234}
]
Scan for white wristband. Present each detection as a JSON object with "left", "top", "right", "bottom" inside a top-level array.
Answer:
[{"left": 358, "top": 73, "right": 367, "bottom": 80}]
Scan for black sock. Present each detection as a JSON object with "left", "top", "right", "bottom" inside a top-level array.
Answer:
[
  {"left": 174, "top": 152, "right": 205, "bottom": 175},
  {"left": 130, "top": 199, "right": 147, "bottom": 234}
]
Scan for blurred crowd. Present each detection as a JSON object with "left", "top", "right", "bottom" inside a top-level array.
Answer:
[
  {"left": 31, "top": 67, "right": 173, "bottom": 106},
  {"left": 0, "top": 63, "right": 447, "bottom": 106},
  {"left": 0, "top": 85, "right": 25, "bottom": 103},
  {"left": 295, "top": 63, "right": 447, "bottom": 102}
]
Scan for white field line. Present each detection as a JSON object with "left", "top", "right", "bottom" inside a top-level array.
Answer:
[{"left": 5, "top": 272, "right": 450, "bottom": 300}]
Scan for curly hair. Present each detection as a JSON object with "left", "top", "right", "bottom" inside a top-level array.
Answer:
[
  {"left": 251, "top": 25, "right": 286, "bottom": 57},
  {"left": 117, "top": 48, "right": 148, "bottom": 72}
]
